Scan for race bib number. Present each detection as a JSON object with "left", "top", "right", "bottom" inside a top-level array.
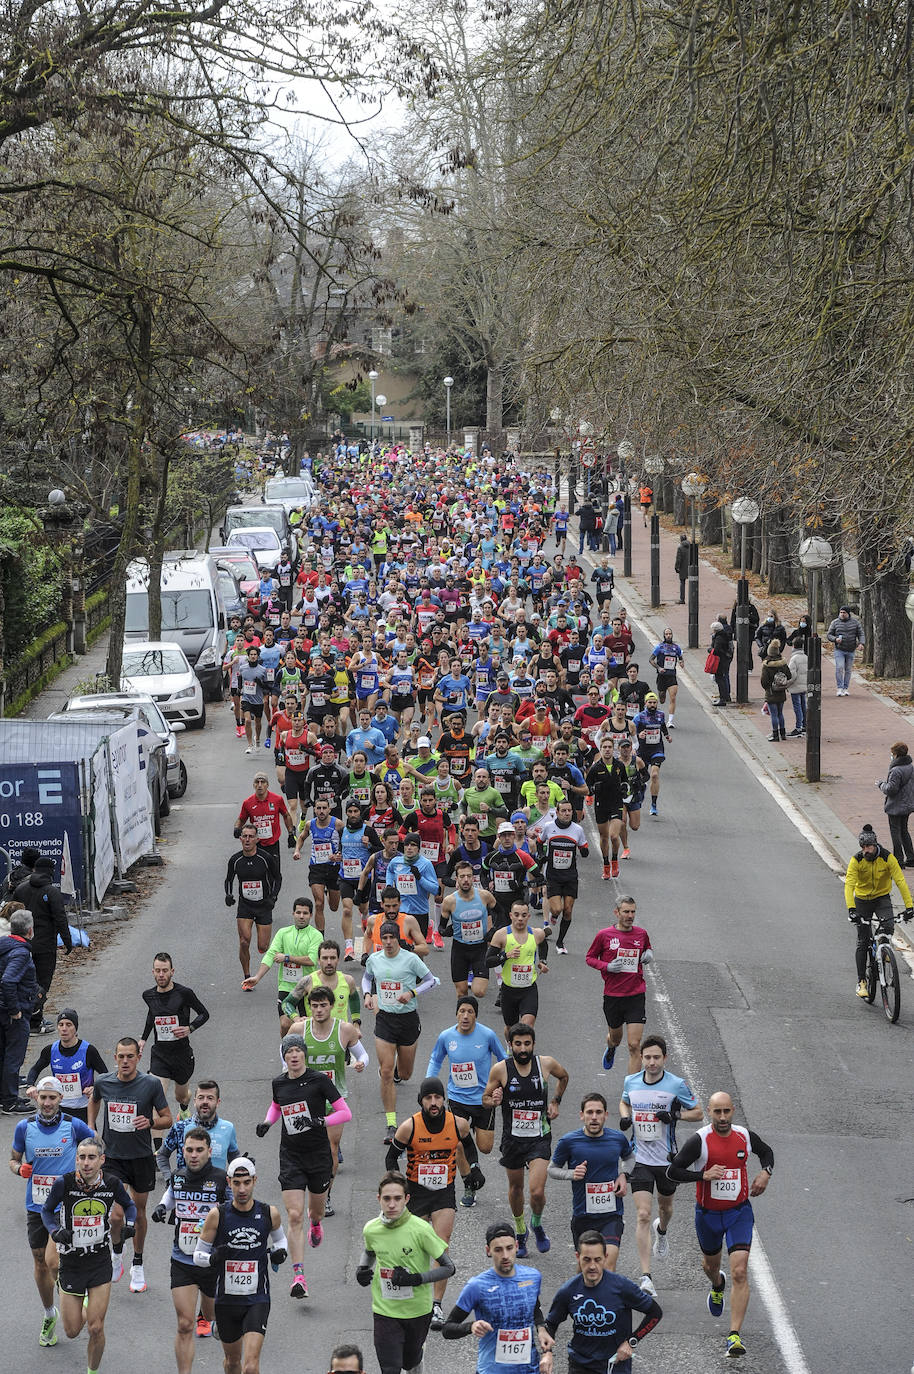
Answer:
[
  {"left": 285, "top": 749, "right": 304, "bottom": 767},
  {"left": 663, "top": 654, "right": 678, "bottom": 672},
  {"left": 155, "top": 1016, "right": 179, "bottom": 1042},
  {"left": 224, "top": 1260, "right": 259, "bottom": 1295},
  {"left": 496, "top": 1328, "right": 532, "bottom": 1364},
  {"left": 417, "top": 1162, "right": 448, "bottom": 1190},
  {"left": 280, "top": 1100, "right": 313, "bottom": 1134},
  {"left": 30, "top": 1174, "right": 55, "bottom": 1205},
  {"left": 634, "top": 1110, "right": 660, "bottom": 1140},
  {"left": 241, "top": 880, "right": 263, "bottom": 902},
  {"left": 396, "top": 872, "right": 417, "bottom": 895},
  {"left": 585, "top": 1182, "right": 617, "bottom": 1213},
  {"left": 312, "top": 842, "right": 333, "bottom": 865},
  {"left": 73, "top": 1214, "right": 105, "bottom": 1247},
  {"left": 379, "top": 979, "right": 403, "bottom": 1009},
  {"left": 56, "top": 1072, "right": 81, "bottom": 1101},
  {"left": 311, "top": 691, "right": 326, "bottom": 707},
  {"left": 256, "top": 818, "right": 273, "bottom": 839},
  {"left": 282, "top": 959, "right": 298, "bottom": 981},
  {"left": 420, "top": 841, "right": 439, "bottom": 862},
  {"left": 178, "top": 1220, "right": 201, "bottom": 1255},
  {"left": 711, "top": 1169, "right": 742, "bottom": 1202},
  {"left": 495, "top": 776, "right": 511, "bottom": 793},
  {"left": 458, "top": 919, "right": 483, "bottom": 943},
  {"left": 509, "top": 963, "right": 534, "bottom": 987},
  {"left": 342, "top": 856, "right": 363, "bottom": 879},
  {"left": 494, "top": 874, "right": 512, "bottom": 892},
  {"left": 645, "top": 728, "right": 661, "bottom": 745},
  {"left": 552, "top": 848, "right": 572, "bottom": 869},
  {"left": 108, "top": 1101, "right": 136, "bottom": 1132},
  {"left": 511, "top": 1109, "right": 541, "bottom": 1137},
  {"left": 379, "top": 1267, "right": 411, "bottom": 1300},
  {"left": 450, "top": 1061, "right": 479, "bottom": 1088},
  {"left": 615, "top": 947, "right": 640, "bottom": 973}
]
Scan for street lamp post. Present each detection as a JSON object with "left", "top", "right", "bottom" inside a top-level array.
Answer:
[
  {"left": 644, "top": 455, "right": 664, "bottom": 607},
  {"left": 681, "top": 472, "right": 708, "bottom": 649},
  {"left": 617, "top": 441, "right": 634, "bottom": 576},
  {"left": 799, "top": 535, "right": 833, "bottom": 784},
  {"left": 368, "top": 370, "right": 379, "bottom": 445},
  {"left": 906, "top": 590, "right": 914, "bottom": 701},
  {"left": 374, "top": 395, "right": 387, "bottom": 446},
  {"left": 731, "top": 497, "right": 760, "bottom": 703},
  {"left": 443, "top": 376, "right": 454, "bottom": 449}
]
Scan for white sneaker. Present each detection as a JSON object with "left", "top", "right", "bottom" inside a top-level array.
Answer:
[
  {"left": 651, "top": 1217, "right": 670, "bottom": 1259},
  {"left": 639, "top": 1274, "right": 658, "bottom": 1297},
  {"left": 245, "top": 745, "right": 253, "bottom": 754},
  {"left": 111, "top": 1254, "right": 124, "bottom": 1283},
  {"left": 129, "top": 1263, "right": 147, "bottom": 1293}
]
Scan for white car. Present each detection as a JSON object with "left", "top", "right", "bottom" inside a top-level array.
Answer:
[
  {"left": 264, "top": 474, "right": 316, "bottom": 515},
  {"left": 120, "top": 641, "right": 206, "bottom": 728},
  {"left": 224, "top": 526, "right": 283, "bottom": 572}
]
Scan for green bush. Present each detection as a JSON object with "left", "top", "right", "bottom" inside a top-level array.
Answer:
[{"left": 0, "top": 510, "right": 65, "bottom": 661}]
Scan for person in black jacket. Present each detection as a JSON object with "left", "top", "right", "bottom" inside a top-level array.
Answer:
[
  {"left": 0, "top": 909, "right": 39, "bottom": 1111},
  {"left": 674, "top": 535, "right": 689, "bottom": 603},
  {"left": 15, "top": 857, "right": 72, "bottom": 1032},
  {"left": 709, "top": 621, "right": 733, "bottom": 706},
  {"left": 1, "top": 844, "right": 40, "bottom": 900}
]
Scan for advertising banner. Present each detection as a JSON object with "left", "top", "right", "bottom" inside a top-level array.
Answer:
[{"left": 0, "top": 761, "right": 84, "bottom": 896}]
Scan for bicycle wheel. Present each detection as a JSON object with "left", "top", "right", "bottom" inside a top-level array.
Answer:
[
  {"left": 879, "top": 944, "right": 901, "bottom": 1023},
  {"left": 865, "top": 947, "right": 878, "bottom": 1003}
]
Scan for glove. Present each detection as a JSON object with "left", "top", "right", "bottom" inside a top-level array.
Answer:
[
  {"left": 270, "top": 1246, "right": 288, "bottom": 1270},
  {"left": 151, "top": 1204, "right": 168, "bottom": 1224},
  {"left": 255, "top": 1122, "right": 271, "bottom": 1138},
  {"left": 466, "top": 1164, "right": 486, "bottom": 1192},
  {"left": 605, "top": 956, "right": 629, "bottom": 971},
  {"left": 18, "top": 1162, "right": 33, "bottom": 1179},
  {"left": 390, "top": 1266, "right": 421, "bottom": 1288},
  {"left": 355, "top": 1264, "right": 373, "bottom": 1287},
  {"left": 225, "top": 895, "right": 235, "bottom": 907},
  {"left": 619, "top": 1116, "right": 633, "bottom": 1131},
  {"left": 847, "top": 909, "right": 858, "bottom": 922},
  {"left": 233, "top": 826, "right": 242, "bottom": 839},
  {"left": 51, "top": 1226, "right": 73, "bottom": 1245},
  {"left": 904, "top": 909, "right": 914, "bottom": 923},
  {"left": 122, "top": 1223, "right": 136, "bottom": 1243},
  {"left": 654, "top": 1100, "right": 681, "bottom": 1125}
]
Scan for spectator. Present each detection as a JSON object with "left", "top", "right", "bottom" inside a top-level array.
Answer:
[
  {"left": 1, "top": 845, "right": 40, "bottom": 900},
  {"left": 577, "top": 500, "right": 598, "bottom": 553},
  {"left": 0, "top": 909, "right": 38, "bottom": 1112},
  {"left": 674, "top": 534, "right": 689, "bottom": 604},
  {"left": 785, "top": 616, "right": 811, "bottom": 654},
  {"left": 755, "top": 611, "right": 788, "bottom": 660},
  {"left": 0, "top": 898, "right": 23, "bottom": 939},
  {"left": 709, "top": 620, "right": 733, "bottom": 706},
  {"left": 786, "top": 644, "right": 808, "bottom": 737},
  {"left": 826, "top": 604, "right": 865, "bottom": 696},
  {"left": 760, "top": 643, "right": 791, "bottom": 742},
  {"left": 877, "top": 742, "right": 914, "bottom": 867},
  {"left": 15, "top": 856, "right": 71, "bottom": 1032}
]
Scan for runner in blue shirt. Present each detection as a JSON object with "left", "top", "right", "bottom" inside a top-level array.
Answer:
[
  {"left": 426, "top": 995, "right": 505, "bottom": 1203},
  {"left": 434, "top": 669, "right": 473, "bottom": 722},
  {"left": 545, "top": 1231, "right": 662, "bottom": 1373},
  {"left": 548, "top": 1092, "right": 634, "bottom": 1269},
  {"left": 441, "top": 1221, "right": 555, "bottom": 1373},
  {"left": 156, "top": 1080, "right": 240, "bottom": 1173}
]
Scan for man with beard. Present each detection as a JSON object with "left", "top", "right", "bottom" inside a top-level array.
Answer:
[
  {"left": 152, "top": 1125, "right": 228, "bottom": 1353},
  {"left": 385, "top": 1077, "right": 483, "bottom": 1330},
  {"left": 156, "top": 1080, "right": 240, "bottom": 1175}
]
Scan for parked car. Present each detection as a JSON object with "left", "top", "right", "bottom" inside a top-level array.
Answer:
[
  {"left": 211, "top": 548, "right": 261, "bottom": 615},
  {"left": 120, "top": 641, "right": 206, "bottom": 729},
  {"left": 224, "top": 526, "right": 283, "bottom": 573},
  {"left": 220, "top": 504, "right": 296, "bottom": 559},
  {"left": 125, "top": 552, "right": 228, "bottom": 701},
  {"left": 216, "top": 566, "right": 245, "bottom": 621},
  {"left": 59, "top": 691, "right": 187, "bottom": 799},
  {"left": 263, "top": 474, "right": 315, "bottom": 515}
]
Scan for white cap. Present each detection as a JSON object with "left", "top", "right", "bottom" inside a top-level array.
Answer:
[
  {"left": 36, "top": 1076, "right": 64, "bottom": 1095},
  {"left": 417, "top": 736, "right": 432, "bottom": 748},
  {"left": 227, "top": 1157, "right": 257, "bottom": 1177},
  {"left": 498, "top": 821, "right": 516, "bottom": 835}
]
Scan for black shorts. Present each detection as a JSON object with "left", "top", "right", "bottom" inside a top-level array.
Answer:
[
  {"left": 339, "top": 879, "right": 367, "bottom": 902},
  {"left": 237, "top": 900, "right": 274, "bottom": 927},
  {"left": 390, "top": 695, "right": 414, "bottom": 714},
  {"left": 374, "top": 1008, "right": 421, "bottom": 1047},
  {"left": 545, "top": 875, "right": 578, "bottom": 899},
  {"left": 491, "top": 901, "right": 514, "bottom": 931},
  {"left": 171, "top": 1256, "right": 217, "bottom": 1297},
  {"left": 448, "top": 1099, "right": 496, "bottom": 1134},
  {"left": 309, "top": 864, "right": 339, "bottom": 892},
  {"left": 58, "top": 1251, "right": 112, "bottom": 1295},
  {"left": 571, "top": 1211, "right": 624, "bottom": 1246},
  {"left": 655, "top": 672, "right": 677, "bottom": 694},
  {"left": 27, "top": 1210, "right": 50, "bottom": 1251},
  {"left": 283, "top": 770, "right": 310, "bottom": 801},
  {"left": 241, "top": 700, "right": 264, "bottom": 718},
  {"left": 637, "top": 748, "right": 664, "bottom": 768},
  {"left": 630, "top": 1162, "right": 677, "bottom": 1197},
  {"left": 103, "top": 1153, "right": 157, "bottom": 1196},
  {"left": 213, "top": 1301, "right": 269, "bottom": 1344},
  {"left": 499, "top": 1134, "right": 552, "bottom": 1171},
  {"left": 594, "top": 800, "right": 624, "bottom": 825},
  {"left": 150, "top": 1045, "right": 195, "bottom": 1084},
  {"left": 602, "top": 993, "right": 646, "bottom": 1030},
  {"left": 450, "top": 940, "right": 488, "bottom": 983},
  {"left": 407, "top": 1181, "right": 456, "bottom": 1218},
  {"left": 500, "top": 983, "right": 538, "bottom": 1025},
  {"left": 278, "top": 1149, "right": 333, "bottom": 1195}
]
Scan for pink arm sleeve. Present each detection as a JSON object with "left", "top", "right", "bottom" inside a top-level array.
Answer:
[
  {"left": 265, "top": 1101, "right": 281, "bottom": 1125},
  {"left": 324, "top": 1100, "right": 353, "bottom": 1128}
]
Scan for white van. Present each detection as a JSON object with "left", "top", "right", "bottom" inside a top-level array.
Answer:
[{"left": 125, "top": 552, "right": 227, "bottom": 701}]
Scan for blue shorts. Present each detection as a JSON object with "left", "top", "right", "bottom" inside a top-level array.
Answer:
[
  {"left": 571, "top": 1211, "right": 624, "bottom": 1247},
  {"left": 694, "top": 1200, "right": 754, "bottom": 1255}
]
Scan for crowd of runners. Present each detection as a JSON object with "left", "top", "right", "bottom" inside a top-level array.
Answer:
[{"left": 8, "top": 441, "right": 776, "bottom": 1373}]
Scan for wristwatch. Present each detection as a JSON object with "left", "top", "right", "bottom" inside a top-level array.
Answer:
[
  {"left": 763, "top": 1164, "right": 773, "bottom": 1175},
  {"left": 628, "top": 1336, "right": 639, "bottom": 1349}
]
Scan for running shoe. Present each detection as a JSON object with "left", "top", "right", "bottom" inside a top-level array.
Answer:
[
  {"left": 235, "top": 725, "right": 244, "bottom": 738},
  {"left": 586, "top": 794, "right": 594, "bottom": 806},
  {"left": 129, "top": 1263, "right": 147, "bottom": 1293},
  {"left": 245, "top": 746, "right": 253, "bottom": 755},
  {"left": 556, "top": 942, "right": 568, "bottom": 954},
  {"left": 651, "top": 1217, "right": 670, "bottom": 1259},
  {"left": 290, "top": 1273, "right": 309, "bottom": 1299},
  {"left": 264, "top": 736, "right": 272, "bottom": 748},
  {"left": 308, "top": 1221, "right": 323, "bottom": 1248},
  {"left": 383, "top": 1125, "right": 397, "bottom": 1145},
  {"left": 725, "top": 1333, "right": 746, "bottom": 1358},
  {"left": 602, "top": 862, "right": 611, "bottom": 881},
  {"left": 432, "top": 930, "right": 444, "bottom": 950},
  {"left": 650, "top": 802, "right": 658, "bottom": 817},
  {"left": 430, "top": 1300, "right": 445, "bottom": 1331},
  {"left": 707, "top": 1272, "right": 727, "bottom": 1317},
  {"left": 195, "top": 1315, "right": 213, "bottom": 1338},
  {"left": 324, "top": 1199, "right": 335, "bottom": 1217},
  {"left": 602, "top": 1044, "right": 616, "bottom": 1070},
  {"left": 393, "top": 1068, "right": 402, "bottom": 1084},
  {"left": 515, "top": 1230, "right": 528, "bottom": 1258},
  {"left": 111, "top": 1254, "right": 124, "bottom": 1284},
  {"left": 856, "top": 979, "right": 868, "bottom": 998},
  {"left": 639, "top": 1274, "right": 657, "bottom": 1298},
  {"left": 532, "top": 1224, "right": 550, "bottom": 1253},
  {"left": 344, "top": 940, "right": 355, "bottom": 961},
  {"left": 461, "top": 1189, "right": 476, "bottom": 1208},
  {"left": 621, "top": 847, "right": 631, "bottom": 860},
  {"left": 610, "top": 857, "right": 619, "bottom": 878},
  {"left": 287, "top": 832, "right": 296, "bottom": 848},
  {"left": 38, "top": 1308, "right": 58, "bottom": 1347}
]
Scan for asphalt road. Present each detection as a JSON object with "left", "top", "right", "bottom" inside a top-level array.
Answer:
[{"left": 3, "top": 604, "right": 914, "bottom": 1373}]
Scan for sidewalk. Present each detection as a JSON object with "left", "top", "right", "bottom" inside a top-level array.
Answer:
[
  {"left": 21, "top": 633, "right": 110, "bottom": 720},
  {"left": 575, "top": 508, "right": 914, "bottom": 908}
]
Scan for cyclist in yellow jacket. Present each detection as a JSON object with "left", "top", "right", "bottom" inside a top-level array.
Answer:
[{"left": 844, "top": 824, "right": 913, "bottom": 998}]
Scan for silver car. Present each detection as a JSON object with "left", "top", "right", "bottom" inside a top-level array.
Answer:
[{"left": 61, "top": 692, "right": 187, "bottom": 799}]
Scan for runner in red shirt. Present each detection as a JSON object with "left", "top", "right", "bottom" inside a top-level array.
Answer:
[
  {"left": 585, "top": 894, "right": 652, "bottom": 1074},
  {"left": 236, "top": 773, "right": 295, "bottom": 894}
]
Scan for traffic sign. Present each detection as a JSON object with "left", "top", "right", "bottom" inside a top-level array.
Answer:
[{"left": 581, "top": 452, "right": 596, "bottom": 468}]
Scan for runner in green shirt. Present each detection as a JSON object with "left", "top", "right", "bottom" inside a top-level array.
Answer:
[
  {"left": 357, "top": 1171, "right": 456, "bottom": 1372},
  {"left": 461, "top": 767, "right": 510, "bottom": 840},
  {"left": 241, "top": 897, "right": 323, "bottom": 1031}
]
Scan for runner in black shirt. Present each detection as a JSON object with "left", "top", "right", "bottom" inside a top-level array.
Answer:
[
  {"left": 617, "top": 663, "right": 650, "bottom": 721},
  {"left": 586, "top": 740, "right": 630, "bottom": 881},
  {"left": 225, "top": 824, "right": 278, "bottom": 979},
  {"left": 138, "top": 952, "right": 209, "bottom": 1121}
]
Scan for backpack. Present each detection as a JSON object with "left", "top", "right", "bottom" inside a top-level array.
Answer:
[{"left": 772, "top": 670, "right": 789, "bottom": 690}]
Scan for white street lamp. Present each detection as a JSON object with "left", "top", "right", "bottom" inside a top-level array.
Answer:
[
  {"left": 443, "top": 376, "right": 454, "bottom": 448},
  {"left": 798, "top": 535, "right": 834, "bottom": 783},
  {"left": 368, "top": 370, "right": 379, "bottom": 444},
  {"left": 731, "top": 496, "right": 761, "bottom": 702},
  {"left": 375, "top": 394, "right": 387, "bottom": 444}
]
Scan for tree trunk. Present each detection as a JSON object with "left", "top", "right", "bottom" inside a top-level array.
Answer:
[
  {"left": 871, "top": 568, "right": 909, "bottom": 677},
  {"left": 146, "top": 447, "right": 171, "bottom": 642},
  {"left": 672, "top": 487, "right": 687, "bottom": 526},
  {"left": 766, "top": 510, "right": 793, "bottom": 595},
  {"left": 699, "top": 501, "right": 722, "bottom": 546},
  {"left": 486, "top": 365, "right": 504, "bottom": 436}
]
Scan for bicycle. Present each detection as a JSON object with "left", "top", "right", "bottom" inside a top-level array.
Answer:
[{"left": 863, "top": 912, "right": 905, "bottom": 1023}]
